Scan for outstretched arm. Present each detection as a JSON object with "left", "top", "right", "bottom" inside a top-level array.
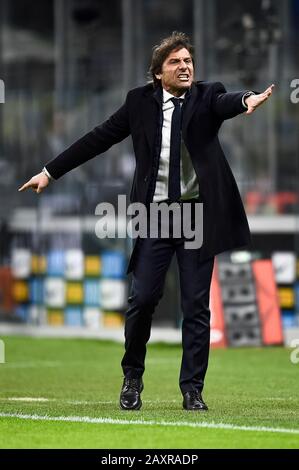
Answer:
[
  {"left": 211, "top": 82, "right": 274, "bottom": 121},
  {"left": 18, "top": 95, "right": 131, "bottom": 193}
]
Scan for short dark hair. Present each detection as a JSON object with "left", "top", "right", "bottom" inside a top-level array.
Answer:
[{"left": 149, "top": 31, "right": 194, "bottom": 88}]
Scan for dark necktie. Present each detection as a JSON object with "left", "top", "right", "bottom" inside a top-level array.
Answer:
[{"left": 168, "top": 97, "right": 183, "bottom": 202}]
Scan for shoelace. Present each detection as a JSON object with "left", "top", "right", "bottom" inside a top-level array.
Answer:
[
  {"left": 188, "top": 391, "right": 200, "bottom": 401},
  {"left": 124, "top": 378, "right": 141, "bottom": 392}
]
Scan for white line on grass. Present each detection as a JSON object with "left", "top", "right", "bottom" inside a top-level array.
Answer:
[
  {"left": 0, "top": 412, "right": 299, "bottom": 435},
  {"left": 1, "top": 397, "right": 114, "bottom": 405},
  {"left": 0, "top": 397, "right": 178, "bottom": 405},
  {"left": 3, "top": 396, "right": 298, "bottom": 406},
  {"left": 3, "top": 361, "right": 62, "bottom": 368},
  {"left": 6, "top": 397, "right": 50, "bottom": 402}
]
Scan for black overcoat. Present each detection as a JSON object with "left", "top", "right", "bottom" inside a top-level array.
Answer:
[{"left": 46, "top": 81, "right": 251, "bottom": 270}]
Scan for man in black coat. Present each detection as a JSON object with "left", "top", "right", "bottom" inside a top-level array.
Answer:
[{"left": 19, "top": 32, "right": 274, "bottom": 411}]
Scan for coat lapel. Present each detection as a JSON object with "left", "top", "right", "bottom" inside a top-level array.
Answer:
[
  {"left": 141, "top": 86, "right": 161, "bottom": 153},
  {"left": 182, "top": 82, "right": 198, "bottom": 138}
]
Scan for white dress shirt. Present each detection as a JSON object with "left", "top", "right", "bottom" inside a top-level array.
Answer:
[{"left": 153, "top": 88, "right": 199, "bottom": 202}]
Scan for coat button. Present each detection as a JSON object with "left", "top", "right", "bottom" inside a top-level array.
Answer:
[{"left": 144, "top": 176, "right": 148, "bottom": 182}]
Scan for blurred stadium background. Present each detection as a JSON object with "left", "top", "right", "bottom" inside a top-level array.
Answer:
[{"left": 0, "top": 0, "right": 299, "bottom": 348}]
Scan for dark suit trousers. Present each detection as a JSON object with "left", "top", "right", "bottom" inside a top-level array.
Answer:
[{"left": 121, "top": 205, "right": 215, "bottom": 394}]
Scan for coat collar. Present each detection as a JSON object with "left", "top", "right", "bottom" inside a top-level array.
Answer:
[{"left": 141, "top": 82, "right": 199, "bottom": 150}]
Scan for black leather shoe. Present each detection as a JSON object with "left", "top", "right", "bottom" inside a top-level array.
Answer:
[
  {"left": 183, "top": 391, "right": 208, "bottom": 411},
  {"left": 120, "top": 377, "right": 144, "bottom": 410}
]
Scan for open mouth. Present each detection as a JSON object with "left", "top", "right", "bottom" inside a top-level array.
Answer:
[{"left": 177, "top": 74, "right": 190, "bottom": 81}]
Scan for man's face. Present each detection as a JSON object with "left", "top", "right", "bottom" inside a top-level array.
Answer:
[{"left": 155, "top": 47, "right": 194, "bottom": 96}]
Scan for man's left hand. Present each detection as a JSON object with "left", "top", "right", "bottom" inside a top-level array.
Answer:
[{"left": 245, "top": 84, "right": 275, "bottom": 115}]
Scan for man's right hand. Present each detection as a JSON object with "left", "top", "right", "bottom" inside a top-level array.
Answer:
[{"left": 18, "top": 172, "right": 50, "bottom": 194}]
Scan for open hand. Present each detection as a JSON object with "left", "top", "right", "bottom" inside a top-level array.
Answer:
[{"left": 245, "top": 84, "right": 275, "bottom": 115}]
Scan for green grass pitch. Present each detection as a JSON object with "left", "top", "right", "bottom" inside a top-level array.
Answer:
[{"left": 0, "top": 336, "right": 298, "bottom": 449}]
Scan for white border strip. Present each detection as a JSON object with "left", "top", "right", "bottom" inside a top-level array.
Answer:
[{"left": 0, "top": 412, "right": 299, "bottom": 435}]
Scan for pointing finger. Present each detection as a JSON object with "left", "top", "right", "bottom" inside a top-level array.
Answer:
[
  {"left": 265, "top": 84, "right": 275, "bottom": 93},
  {"left": 18, "top": 182, "right": 30, "bottom": 192},
  {"left": 18, "top": 179, "right": 37, "bottom": 192}
]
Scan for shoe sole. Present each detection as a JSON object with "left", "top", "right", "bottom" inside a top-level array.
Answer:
[
  {"left": 183, "top": 407, "right": 208, "bottom": 411},
  {"left": 120, "top": 400, "right": 142, "bottom": 411}
]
